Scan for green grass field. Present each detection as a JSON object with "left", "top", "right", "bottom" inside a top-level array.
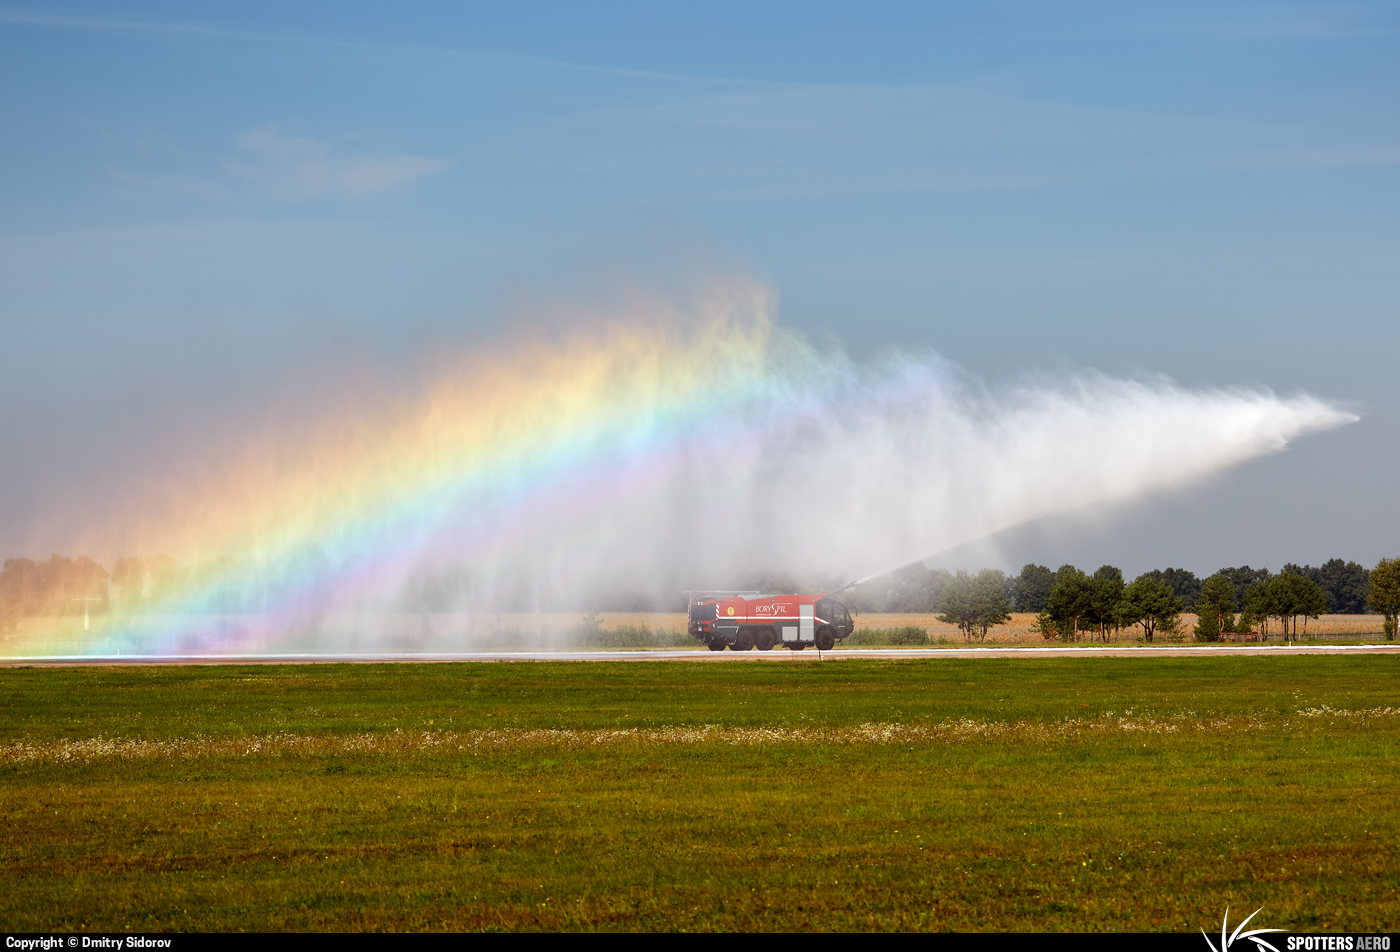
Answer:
[{"left": 1, "top": 657, "right": 1396, "bottom": 931}]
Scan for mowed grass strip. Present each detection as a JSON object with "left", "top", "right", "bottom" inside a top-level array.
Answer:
[
  {"left": 4, "top": 656, "right": 1398, "bottom": 740},
  {"left": 1, "top": 657, "right": 1396, "bottom": 932}
]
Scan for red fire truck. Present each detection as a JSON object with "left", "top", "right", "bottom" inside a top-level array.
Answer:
[{"left": 686, "top": 591, "right": 855, "bottom": 651}]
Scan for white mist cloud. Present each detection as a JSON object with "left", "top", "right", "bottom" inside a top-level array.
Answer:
[
  {"left": 387, "top": 289, "right": 1356, "bottom": 609},
  {"left": 87, "top": 281, "right": 1358, "bottom": 627},
  {"left": 757, "top": 368, "right": 1355, "bottom": 580},
  {"left": 225, "top": 126, "right": 451, "bottom": 200}
]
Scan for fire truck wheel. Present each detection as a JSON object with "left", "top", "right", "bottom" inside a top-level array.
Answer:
[
  {"left": 734, "top": 630, "right": 754, "bottom": 651},
  {"left": 706, "top": 641, "right": 725, "bottom": 651},
  {"left": 816, "top": 628, "right": 836, "bottom": 651},
  {"left": 756, "top": 629, "right": 777, "bottom": 651}
]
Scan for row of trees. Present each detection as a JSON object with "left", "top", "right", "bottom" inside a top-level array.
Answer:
[
  {"left": 1036, "top": 565, "right": 1338, "bottom": 643},
  {"left": 1010, "top": 559, "right": 1374, "bottom": 617},
  {"left": 846, "top": 558, "right": 1380, "bottom": 618},
  {"left": 0, "top": 554, "right": 189, "bottom": 615},
  {"left": 1036, "top": 567, "right": 1183, "bottom": 643},
  {"left": 1192, "top": 571, "right": 1333, "bottom": 640},
  {"left": 0, "top": 553, "right": 284, "bottom": 630},
  {"left": 0, "top": 555, "right": 112, "bottom": 625},
  {"left": 843, "top": 557, "right": 1400, "bottom": 642}
]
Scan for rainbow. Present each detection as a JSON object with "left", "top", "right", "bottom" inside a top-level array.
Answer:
[{"left": 5, "top": 282, "right": 1356, "bottom": 657}]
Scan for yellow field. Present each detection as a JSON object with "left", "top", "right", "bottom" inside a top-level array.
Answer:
[
  {"left": 850, "top": 612, "right": 1390, "bottom": 643},
  {"left": 856, "top": 611, "right": 1040, "bottom": 642}
]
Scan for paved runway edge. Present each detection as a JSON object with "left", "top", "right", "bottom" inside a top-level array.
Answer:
[{"left": 2, "top": 644, "right": 1399, "bottom": 665}]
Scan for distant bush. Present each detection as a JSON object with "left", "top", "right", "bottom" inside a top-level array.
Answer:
[
  {"left": 844, "top": 626, "right": 929, "bottom": 646},
  {"left": 1030, "top": 610, "right": 1066, "bottom": 642}
]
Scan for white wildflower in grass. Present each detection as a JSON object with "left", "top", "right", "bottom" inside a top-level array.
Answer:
[{"left": 3, "top": 707, "right": 1396, "bottom": 765}]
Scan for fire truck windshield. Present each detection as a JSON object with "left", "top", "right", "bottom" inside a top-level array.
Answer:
[{"left": 816, "top": 599, "right": 851, "bottom": 627}]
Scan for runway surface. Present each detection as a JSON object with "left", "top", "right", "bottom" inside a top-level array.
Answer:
[{"left": 3, "top": 644, "right": 1398, "bottom": 666}]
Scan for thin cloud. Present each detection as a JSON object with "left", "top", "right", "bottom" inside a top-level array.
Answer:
[
  {"left": 225, "top": 127, "right": 451, "bottom": 201},
  {"left": 1226, "top": 143, "right": 1400, "bottom": 171},
  {"left": 0, "top": 10, "right": 264, "bottom": 40}
]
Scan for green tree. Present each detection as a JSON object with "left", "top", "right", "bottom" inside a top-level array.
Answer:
[
  {"left": 0, "top": 558, "right": 37, "bottom": 628},
  {"left": 1292, "top": 574, "right": 1328, "bottom": 637},
  {"left": 1193, "top": 605, "right": 1221, "bottom": 642},
  {"left": 970, "top": 569, "right": 1012, "bottom": 641},
  {"left": 936, "top": 571, "right": 977, "bottom": 642},
  {"left": 1235, "top": 598, "right": 1260, "bottom": 639},
  {"left": 1243, "top": 582, "right": 1273, "bottom": 639},
  {"left": 1282, "top": 572, "right": 1326, "bottom": 640},
  {"left": 1367, "top": 558, "right": 1400, "bottom": 641},
  {"left": 1046, "top": 565, "right": 1092, "bottom": 643},
  {"left": 1195, "top": 573, "right": 1238, "bottom": 642},
  {"left": 1284, "top": 559, "right": 1372, "bottom": 615},
  {"left": 1256, "top": 577, "right": 1285, "bottom": 639},
  {"left": 1122, "top": 575, "right": 1182, "bottom": 643},
  {"left": 1215, "top": 566, "right": 1272, "bottom": 614},
  {"left": 936, "top": 569, "right": 1012, "bottom": 642},
  {"left": 1012, "top": 564, "right": 1055, "bottom": 613},
  {"left": 1138, "top": 567, "right": 1203, "bottom": 611},
  {"left": 1256, "top": 571, "right": 1327, "bottom": 641},
  {"left": 1030, "top": 609, "right": 1059, "bottom": 641},
  {"left": 1316, "top": 559, "right": 1371, "bottom": 614},
  {"left": 1085, "top": 565, "right": 1126, "bottom": 641}
]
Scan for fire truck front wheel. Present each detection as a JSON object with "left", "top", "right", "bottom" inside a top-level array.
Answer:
[
  {"left": 815, "top": 627, "right": 837, "bottom": 651},
  {"left": 706, "top": 640, "right": 725, "bottom": 651}
]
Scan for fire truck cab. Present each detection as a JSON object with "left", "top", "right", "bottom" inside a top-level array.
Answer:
[{"left": 686, "top": 591, "right": 855, "bottom": 652}]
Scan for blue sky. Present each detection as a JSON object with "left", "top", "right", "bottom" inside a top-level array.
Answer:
[{"left": 2, "top": 1, "right": 1398, "bottom": 576}]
